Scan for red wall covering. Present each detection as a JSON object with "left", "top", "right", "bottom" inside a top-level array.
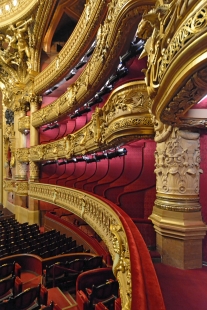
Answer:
[{"left": 199, "top": 133, "right": 207, "bottom": 262}]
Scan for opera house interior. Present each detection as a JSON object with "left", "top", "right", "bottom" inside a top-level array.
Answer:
[{"left": 0, "top": 0, "right": 206, "bottom": 309}]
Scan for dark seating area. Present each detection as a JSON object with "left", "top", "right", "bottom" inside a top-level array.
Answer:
[
  {"left": 0, "top": 218, "right": 86, "bottom": 259},
  {"left": 43, "top": 256, "right": 103, "bottom": 291},
  {"left": 76, "top": 268, "right": 120, "bottom": 310},
  {"left": 0, "top": 283, "right": 48, "bottom": 310}
]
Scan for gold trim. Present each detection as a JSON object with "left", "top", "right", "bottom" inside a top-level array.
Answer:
[
  {"left": 18, "top": 81, "right": 154, "bottom": 162},
  {"left": 29, "top": 182, "right": 132, "bottom": 310}
]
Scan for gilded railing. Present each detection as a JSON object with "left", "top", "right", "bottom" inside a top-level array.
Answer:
[
  {"left": 32, "top": 0, "right": 153, "bottom": 127},
  {"left": 28, "top": 183, "right": 131, "bottom": 309},
  {"left": 0, "top": 0, "right": 38, "bottom": 28},
  {"left": 18, "top": 81, "right": 153, "bottom": 162},
  {"left": 3, "top": 179, "right": 28, "bottom": 196},
  {"left": 33, "top": 0, "right": 108, "bottom": 94}
]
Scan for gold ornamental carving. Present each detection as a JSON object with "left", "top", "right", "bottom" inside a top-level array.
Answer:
[
  {"left": 32, "top": 1, "right": 151, "bottom": 127},
  {"left": 161, "top": 67, "right": 207, "bottom": 125},
  {"left": 29, "top": 183, "right": 132, "bottom": 310},
  {"left": 3, "top": 179, "right": 15, "bottom": 192},
  {"left": 29, "top": 161, "right": 39, "bottom": 182},
  {"left": 137, "top": 0, "right": 205, "bottom": 99},
  {"left": 154, "top": 127, "right": 202, "bottom": 211},
  {"left": 34, "top": 0, "right": 107, "bottom": 94},
  {"left": 18, "top": 116, "right": 30, "bottom": 133},
  {"left": 14, "top": 180, "right": 28, "bottom": 196},
  {"left": 0, "top": 0, "right": 38, "bottom": 28},
  {"left": 0, "top": 17, "right": 35, "bottom": 74},
  {"left": 16, "top": 148, "right": 29, "bottom": 163},
  {"left": 27, "top": 81, "right": 153, "bottom": 162},
  {"left": 110, "top": 224, "right": 131, "bottom": 310}
]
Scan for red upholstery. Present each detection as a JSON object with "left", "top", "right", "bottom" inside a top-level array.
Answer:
[{"left": 76, "top": 268, "right": 115, "bottom": 310}]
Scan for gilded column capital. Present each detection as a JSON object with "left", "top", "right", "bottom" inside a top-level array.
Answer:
[{"left": 154, "top": 127, "right": 202, "bottom": 212}]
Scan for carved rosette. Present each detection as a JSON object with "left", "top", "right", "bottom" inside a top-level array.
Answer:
[
  {"left": 154, "top": 127, "right": 202, "bottom": 211},
  {"left": 29, "top": 183, "right": 132, "bottom": 309}
]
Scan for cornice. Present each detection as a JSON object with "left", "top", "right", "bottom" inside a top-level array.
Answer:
[
  {"left": 33, "top": 0, "right": 108, "bottom": 94},
  {"left": 32, "top": 0, "right": 154, "bottom": 127},
  {"left": 17, "top": 81, "right": 154, "bottom": 162}
]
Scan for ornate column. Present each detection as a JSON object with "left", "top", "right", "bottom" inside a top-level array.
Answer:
[
  {"left": 28, "top": 95, "right": 40, "bottom": 213},
  {"left": 150, "top": 124, "right": 206, "bottom": 269},
  {"left": 14, "top": 108, "right": 27, "bottom": 180}
]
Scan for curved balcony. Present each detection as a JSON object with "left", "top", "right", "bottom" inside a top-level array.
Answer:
[
  {"left": 17, "top": 81, "right": 154, "bottom": 163},
  {"left": 28, "top": 182, "right": 165, "bottom": 310},
  {"left": 33, "top": 0, "right": 108, "bottom": 95},
  {"left": 32, "top": 0, "right": 153, "bottom": 127}
]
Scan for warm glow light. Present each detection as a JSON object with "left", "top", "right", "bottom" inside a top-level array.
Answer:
[
  {"left": 13, "top": 0, "right": 18, "bottom": 6},
  {"left": 0, "top": 9, "right": 2, "bottom": 14},
  {"left": 5, "top": 4, "right": 10, "bottom": 10}
]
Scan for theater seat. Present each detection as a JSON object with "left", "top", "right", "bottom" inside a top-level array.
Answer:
[{"left": 12, "top": 284, "right": 48, "bottom": 310}]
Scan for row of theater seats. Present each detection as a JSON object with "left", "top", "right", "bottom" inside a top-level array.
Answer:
[
  {"left": 0, "top": 261, "right": 51, "bottom": 310},
  {"left": 0, "top": 218, "right": 87, "bottom": 258},
  {"left": 76, "top": 267, "right": 121, "bottom": 310},
  {"left": 40, "top": 140, "right": 157, "bottom": 250},
  {"left": 43, "top": 256, "right": 103, "bottom": 290}
]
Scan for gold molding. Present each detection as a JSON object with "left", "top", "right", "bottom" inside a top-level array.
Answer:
[
  {"left": 29, "top": 182, "right": 132, "bottom": 309},
  {"left": 33, "top": 0, "right": 108, "bottom": 94},
  {"left": 32, "top": 0, "right": 153, "bottom": 127},
  {"left": 18, "top": 81, "right": 154, "bottom": 162},
  {"left": 3, "top": 179, "right": 28, "bottom": 196}
]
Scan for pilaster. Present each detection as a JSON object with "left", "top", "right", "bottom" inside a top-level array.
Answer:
[{"left": 151, "top": 126, "right": 206, "bottom": 269}]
